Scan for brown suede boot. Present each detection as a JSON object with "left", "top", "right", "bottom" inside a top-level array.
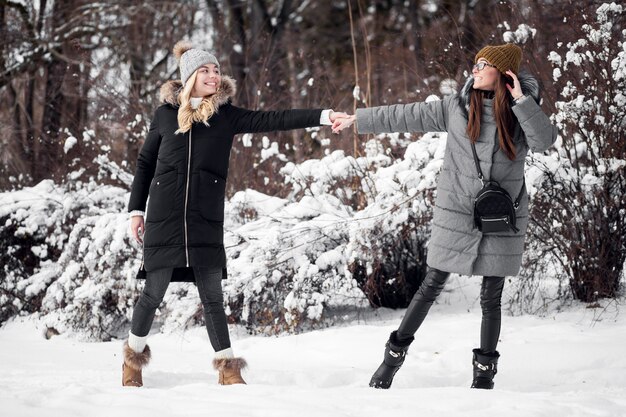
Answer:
[
  {"left": 213, "top": 357, "right": 247, "bottom": 385},
  {"left": 122, "top": 341, "right": 151, "bottom": 387}
]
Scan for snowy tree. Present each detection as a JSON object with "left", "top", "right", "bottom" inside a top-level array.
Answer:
[{"left": 524, "top": 2, "right": 625, "bottom": 303}]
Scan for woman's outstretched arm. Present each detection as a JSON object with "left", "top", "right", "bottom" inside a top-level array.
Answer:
[
  {"left": 332, "top": 97, "right": 452, "bottom": 134},
  {"left": 227, "top": 106, "right": 347, "bottom": 134}
]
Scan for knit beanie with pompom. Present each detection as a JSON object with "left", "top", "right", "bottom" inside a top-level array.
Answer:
[{"left": 173, "top": 41, "right": 220, "bottom": 86}]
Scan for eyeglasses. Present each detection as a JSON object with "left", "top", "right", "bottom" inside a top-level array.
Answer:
[{"left": 472, "top": 62, "right": 496, "bottom": 71}]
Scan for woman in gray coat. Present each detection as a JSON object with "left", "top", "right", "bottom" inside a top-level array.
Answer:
[{"left": 333, "top": 43, "right": 557, "bottom": 389}]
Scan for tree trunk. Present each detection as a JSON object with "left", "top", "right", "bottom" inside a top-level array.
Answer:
[
  {"left": 207, "top": 0, "right": 247, "bottom": 101},
  {"left": 126, "top": 12, "right": 150, "bottom": 165},
  {"left": 409, "top": 1, "right": 425, "bottom": 88},
  {"left": 25, "top": 73, "right": 37, "bottom": 179},
  {"left": 60, "top": 32, "right": 88, "bottom": 144},
  {"left": 0, "top": 2, "right": 4, "bottom": 73},
  {"left": 221, "top": 0, "right": 250, "bottom": 106},
  {"left": 38, "top": 0, "right": 71, "bottom": 181},
  {"left": 285, "top": 24, "right": 302, "bottom": 161}
]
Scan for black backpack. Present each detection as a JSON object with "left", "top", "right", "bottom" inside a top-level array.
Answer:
[{"left": 470, "top": 141, "right": 524, "bottom": 234}]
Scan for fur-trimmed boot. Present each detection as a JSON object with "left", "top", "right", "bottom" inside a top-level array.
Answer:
[
  {"left": 470, "top": 348, "right": 499, "bottom": 389},
  {"left": 369, "top": 331, "right": 414, "bottom": 389},
  {"left": 122, "top": 341, "right": 151, "bottom": 387},
  {"left": 213, "top": 358, "right": 247, "bottom": 385}
]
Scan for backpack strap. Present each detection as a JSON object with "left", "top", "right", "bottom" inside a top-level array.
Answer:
[
  {"left": 513, "top": 181, "right": 525, "bottom": 210},
  {"left": 470, "top": 141, "right": 484, "bottom": 185}
]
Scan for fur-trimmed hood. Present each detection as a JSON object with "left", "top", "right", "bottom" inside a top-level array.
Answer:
[
  {"left": 158, "top": 75, "right": 237, "bottom": 108},
  {"left": 456, "top": 71, "right": 541, "bottom": 118}
]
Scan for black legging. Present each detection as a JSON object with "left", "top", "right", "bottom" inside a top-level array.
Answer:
[
  {"left": 130, "top": 266, "right": 231, "bottom": 352},
  {"left": 396, "top": 267, "right": 505, "bottom": 353},
  {"left": 479, "top": 274, "right": 506, "bottom": 353}
]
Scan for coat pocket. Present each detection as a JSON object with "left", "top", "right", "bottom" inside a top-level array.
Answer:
[
  {"left": 146, "top": 169, "right": 177, "bottom": 223},
  {"left": 197, "top": 170, "right": 226, "bottom": 222}
]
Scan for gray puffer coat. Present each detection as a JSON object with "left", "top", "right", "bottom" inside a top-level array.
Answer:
[{"left": 356, "top": 74, "right": 557, "bottom": 277}]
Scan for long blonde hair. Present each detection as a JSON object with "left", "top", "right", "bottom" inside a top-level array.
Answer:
[{"left": 175, "top": 70, "right": 220, "bottom": 134}]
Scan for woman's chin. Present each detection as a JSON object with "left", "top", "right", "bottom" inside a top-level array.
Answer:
[{"left": 195, "top": 88, "right": 216, "bottom": 97}]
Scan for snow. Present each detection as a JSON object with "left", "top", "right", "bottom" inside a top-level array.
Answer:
[
  {"left": 352, "top": 85, "right": 361, "bottom": 101},
  {"left": 2, "top": 280, "right": 625, "bottom": 417},
  {"left": 260, "top": 141, "right": 281, "bottom": 162},
  {"left": 64, "top": 136, "right": 78, "bottom": 153},
  {"left": 241, "top": 133, "right": 253, "bottom": 147},
  {"left": 502, "top": 24, "right": 536, "bottom": 44},
  {"left": 2, "top": 3, "right": 625, "bottom": 414}
]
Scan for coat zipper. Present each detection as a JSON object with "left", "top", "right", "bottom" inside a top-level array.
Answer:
[
  {"left": 481, "top": 216, "right": 520, "bottom": 232},
  {"left": 183, "top": 126, "right": 192, "bottom": 266},
  {"left": 482, "top": 216, "right": 509, "bottom": 223}
]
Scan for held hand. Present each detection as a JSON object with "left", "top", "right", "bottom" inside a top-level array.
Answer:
[
  {"left": 332, "top": 114, "right": 356, "bottom": 134},
  {"left": 130, "top": 216, "right": 145, "bottom": 245},
  {"left": 505, "top": 70, "right": 523, "bottom": 100},
  {"left": 329, "top": 111, "right": 349, "bottom": 123}
]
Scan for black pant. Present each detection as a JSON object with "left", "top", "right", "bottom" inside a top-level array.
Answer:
[
  {"left": 130, "top": 267, "right": 231, "bottom": 352},
  {"left": 396, "top": 267, "right": 505, "bottom": 353}
]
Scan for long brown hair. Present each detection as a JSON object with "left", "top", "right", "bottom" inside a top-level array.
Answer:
[{"left": 466, "top": 72, "right": 517, "bottom": 160}]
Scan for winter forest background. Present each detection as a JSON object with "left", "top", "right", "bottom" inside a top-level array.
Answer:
[{"left": 0, "top": 0, "right": 625, "bottom": 342}]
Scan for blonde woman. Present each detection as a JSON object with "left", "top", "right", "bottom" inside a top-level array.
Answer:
[{"left": 123, "top": 41, "right": 346, "bottom": 387}]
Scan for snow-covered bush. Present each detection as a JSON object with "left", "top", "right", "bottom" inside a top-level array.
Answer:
[
  {"left": 0, "top": 183, "right": 64, "bottom": 324},
  {"left": 346, "top": 132, "right": 445, "bottom": 308},
  {"left": 521, "top": 2, "right": 626, "bottom": 305},
  {"left": 0, "top": 120, "right": 448, "bottom": 338},
  {"left": 214, "top": 131, "right": 445, "bottom": 333},
  {"left": 0, "top": 179, "right": 142, "bottom": 340}
]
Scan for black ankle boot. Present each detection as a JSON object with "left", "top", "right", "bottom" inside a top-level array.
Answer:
[
  {"left": 369, "top": 331, "right": 414, "bottom": 389},
  {"left": 470, "top": 348, "right": 499, "bottom": 389}
]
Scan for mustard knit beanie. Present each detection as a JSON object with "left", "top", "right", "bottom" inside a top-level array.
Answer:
[{"left": 474, "top": 43, "right": 522, "bottom": 74}]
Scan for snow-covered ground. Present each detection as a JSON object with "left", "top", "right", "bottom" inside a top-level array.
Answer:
[{"left": 2, "top": 276, "right": 625, "bottom": 417}]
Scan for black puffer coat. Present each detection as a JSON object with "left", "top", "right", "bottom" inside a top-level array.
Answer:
[{"left": 128, "top": 76, "right": 323, "bottom": 281}]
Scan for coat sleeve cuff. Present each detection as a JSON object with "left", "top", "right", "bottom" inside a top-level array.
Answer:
[
  {"left": 355, "top": 108, "right": 374, "bottom": 133},
  {"left": 513, "top": 94, "right": 529, "bottom": 105},
  {"left": 320, "top": 109, "right": 333, "bottom": 125},
  {"left": 511, "top": 95, "right": 541, "bottom": 124},
  {"left": 129, "top": 210, "right": 145, "bottom": 218}
]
